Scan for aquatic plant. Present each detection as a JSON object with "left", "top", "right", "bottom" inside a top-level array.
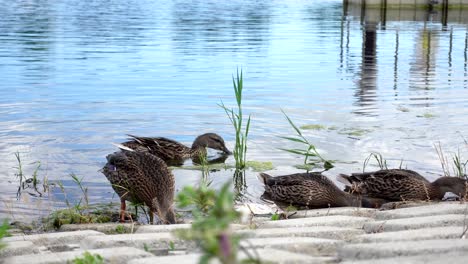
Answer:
[
  {"left": 70, "top": 173, "right": 89, "bottom": 208},
  {"left": 300, "top": 124, "right": 326, "bottom": 130},
  {"left": 72, "top": 252, "right": 104, "bottom": 264},
  {"left": 244, "top": 161, "right": 274, "bottom": 172},
  {"left": 363, "top": 152, "right": 388, "bottom": 172},
  {"left": 175, "top": 182, "right": 260, "bottom": 264},
  {"left": 279, "top": 110, "right": 334, "bottom": 172},
  {"left": 14, "top": 152, "right": 43, "bottom": 199},
  {"left": 219, "top": 69, "right": 251, "bottom": 171},
  {"left": 434, "top": 142, "right": 467, "bottom": 179}
]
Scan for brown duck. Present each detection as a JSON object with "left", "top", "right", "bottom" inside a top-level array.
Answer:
[
  {"left": 337, "top": 169, "right": 468, "bottom": 201},
  {"left": 122, "top": 133, "right": 232, "bottom": 165},
  {"left": 101, "top": 149, "right": 176, "bottom": 224},
  {"left": 258, "top": 172, "right": 385, "bottom": 209}
]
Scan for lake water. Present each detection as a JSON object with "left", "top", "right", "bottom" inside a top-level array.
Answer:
[{"left": 1, "top": 0, "right": 467, "bottom": 222}]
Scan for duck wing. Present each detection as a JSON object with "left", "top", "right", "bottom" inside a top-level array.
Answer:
[
  {"left": 259, "top": 172, "right": 324, "bottom": 186},
  {"left": 338, "top": 169, "right": 430, "bottom": 201},
  {"left": 125, "top": 135, "right": 190, "bottom": 161},
  {"left": 259, "top": 172, "right": 351, "bottom": 208}
]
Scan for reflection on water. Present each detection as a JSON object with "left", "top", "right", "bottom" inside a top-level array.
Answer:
[{"left": 1, "top": 0, "right": 468, "bottom": 221}]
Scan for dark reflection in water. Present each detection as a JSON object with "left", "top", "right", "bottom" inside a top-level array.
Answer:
[
  {"left": 354, "top": 21, "right": 378, "bottom": 115},
  {"left": 1, "top": 0, "right": 468, "bottom": 222}
]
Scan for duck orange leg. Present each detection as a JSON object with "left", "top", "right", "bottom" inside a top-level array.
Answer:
[{"left": 120, "top": 198, "right": 126, "bottom": 223}]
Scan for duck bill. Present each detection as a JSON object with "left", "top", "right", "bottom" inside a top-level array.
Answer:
[{"left": 223, "top": 146, "right": 233, "bottom": 155}]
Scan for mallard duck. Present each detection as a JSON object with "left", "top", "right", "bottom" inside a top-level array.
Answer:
[
  {"left": 122, "top": 133, "right": 232, "bottom": 165},
  {"left": 101, "top": 149, "right": 176, "bottom": 224},
  {"left": 337, "top": 169, "right": 468, "bottom": 201},
  {"left": 258, "top": 172, "right": 384, "bottom": 209}
]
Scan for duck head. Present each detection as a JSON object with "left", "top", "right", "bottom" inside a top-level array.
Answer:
[
  {"left": 432, "top": 177, "right": 468, "bottom": 199},
  {"left": 192, "top": 133, "right": 232, "bottom": 155}
]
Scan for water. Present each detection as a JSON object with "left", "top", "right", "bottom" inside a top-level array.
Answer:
[{"left": 1, "top": 0, "right": 467, "bottom": 222}]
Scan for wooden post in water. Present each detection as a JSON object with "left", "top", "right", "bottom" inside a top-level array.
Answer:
[
  {"left": 380, "top": 0, "right": 388, "bottom": 29},
  {"left": 360, "top": 0, "right": 367, "bottom": 25},
  {"left": 441, "top": 0, "right": 449, "bottom": 27}
]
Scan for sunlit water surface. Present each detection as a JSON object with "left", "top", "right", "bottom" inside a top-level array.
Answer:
[{"left": 1, "top": 0, "right": 468, "bottom": 222}]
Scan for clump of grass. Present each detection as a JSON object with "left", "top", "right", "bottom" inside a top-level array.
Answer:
[
  {"left": 363, "top": 152, "right": 388, "bottom": 172},
  {"left": 219, "top": 69, "right": 251, "bottom": 171},
  {"left": 0, "top": 219, "right": 10, "bottom": 251},
  {"left": 43, "top": 174, "right": 119, "bottom": 230},
  {"left": 434, "top": 142, "right": 467, "bottom": 179},
  {"left": 43, "top": 207, "right": 114, "bottom": 230},
  {"left": 115, "top": 225, "right": 126, "bottom": 234},
  {"left": 168, "top": 241, "right": 175, "bottom": 251},
  {"left": 279, "top": 110, "right": 334, "bottom": 172},
  {"left": 270, "top": 213, "right": 280, "bottom": 221},
  {"left": 72, "top": 252, "right": 104, "bottom": 264},
  {"left": 14, "top": 152, "right": 43, "bottom": 199},
  {"left": 175, "top": 182, "right": 260, "bottom": 264},
  {"left": 70, "top": 173, "right": 89, "bottom": 208}
]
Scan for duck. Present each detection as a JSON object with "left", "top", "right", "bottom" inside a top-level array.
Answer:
[
  {"left": 122, "top": 133, "right": 232, "bottom": 166},
  {"left": 101, "top": 148, "right": 176, "bottom": 224},
  {"left": 258, "top": 172, "right": 385, "bottom": 209},
  {"left": 337, "top": 169, "right": 468, "bottom": 201}
]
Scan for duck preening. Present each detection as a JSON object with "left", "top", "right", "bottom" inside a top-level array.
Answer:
[
  {"left": 337, "top": 169, "right": 468, "bottom": 201},
  {"left": 258, "top": 172, "right": 385, "bottom": 209},
  {"left": 122, "top": 133, "right": 232, "bottom": 165},
  {"left": 101, "top": 149, "right": 176, "bottom": 224}
]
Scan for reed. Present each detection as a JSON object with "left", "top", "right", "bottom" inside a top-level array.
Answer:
[
  {"left": 14, "top": 152, "right": 24, "bottom": 199},
  {"left": 70, "top": 173, "right": 89, "bottom": 208},
  {"left": 434, "top": 142, "right": 467, "bottom": 179},
  {"left": 363, "top": 152, "right": 388, "bottom": 172},
  {"left": 219, "top": 69, "right": 251, "bottom": 170},
  {"left": 14, "top": 152, "right": 44, "bottom": 198},
  {"left": 279, "top": 110, "right": 334, "bottom": 171}
]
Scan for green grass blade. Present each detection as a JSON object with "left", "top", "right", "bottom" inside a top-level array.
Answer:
[
  {"left": 281, "top": 109, "right": 302, "bottom": 136},
  {"left": 277, "top": 136, "right": 307, "bottom": 144}
]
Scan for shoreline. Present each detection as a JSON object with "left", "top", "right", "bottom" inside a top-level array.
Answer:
[{"left": 2, "top": 201, "right": 468, "bottom": 263}]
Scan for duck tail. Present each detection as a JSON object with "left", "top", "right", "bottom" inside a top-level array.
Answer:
[
  {"left": 111, "top": 143, "right": 135, "bottom": 152},
  {"left": 126, "top": 134, "right": 144, "bottom": 144},
  {"left": 257, "top": 173, "right": 272, "bottom": 185}
]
